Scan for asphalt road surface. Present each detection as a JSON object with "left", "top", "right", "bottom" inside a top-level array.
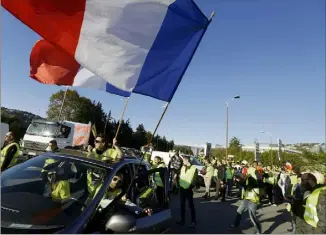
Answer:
[{"left": 168, "top": 187, "right": 292, "bottom": 234}]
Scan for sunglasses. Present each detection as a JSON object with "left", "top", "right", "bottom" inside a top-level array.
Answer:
[
  {"left": 95, "top": 140, "right": 103, "bottom": 144},
  {"left": 112, "top": 177, "right": 121, "bottom": 182}
]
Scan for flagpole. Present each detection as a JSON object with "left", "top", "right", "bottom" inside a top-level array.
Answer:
[
  {"left": 114, "top": 97, "right": 130, "bottom": 139},
  {"left": 58, "top": 87, "right": 68, "bottom": 121},
  {"left": 126, "top": 102, "right": 170, "bottom": 194},
  {"left": 148, "top": 102, "right": 170, "bottom": 144}
]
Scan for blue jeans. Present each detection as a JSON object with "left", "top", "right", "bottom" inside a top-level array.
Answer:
[{"left": 234, "top": 199, "right": 262, "bottom": 234}]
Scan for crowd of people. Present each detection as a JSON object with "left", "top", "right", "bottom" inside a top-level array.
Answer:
[
  {"left": 198, "top": 156, "right": 326, "bottom": 234},
  {"left": 1, "top": 131, "right": 325, "bottom": 234}
]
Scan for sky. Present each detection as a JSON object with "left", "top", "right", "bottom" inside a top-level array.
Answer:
[{"left": 1, "top": 0, "right": 325, "bottom": 146}]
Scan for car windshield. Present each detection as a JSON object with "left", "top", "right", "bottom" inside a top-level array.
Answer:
[
  {"left": 1, "top": 154, "right": 109, "bottom": 232},
  {"left": 26, "top": 122, "right": 61, "bottom": 137},
  {"left": 191, "top": 157, "right": 202, "bottom": 166}
]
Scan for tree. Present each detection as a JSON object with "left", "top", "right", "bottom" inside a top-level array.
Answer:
[
  {"left": 45, "top": 89, "right": 175, "bottom": 151},
  {"left": 132, "top": 124, "right": 148, "bottom": 149},
  {"left": 47, "top": 89, "right": 81, "bottom": 121},
  {"left": 173, "top": 145, "right": 193, "bottom": 155}
]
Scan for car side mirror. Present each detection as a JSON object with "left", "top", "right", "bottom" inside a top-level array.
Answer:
[{"left": 105, "top": 212, "right": 136, "bottom": 233}]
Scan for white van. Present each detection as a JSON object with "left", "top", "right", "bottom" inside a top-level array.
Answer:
[
  {"left": 1, "top": 122, "right": 9, "bottom": 147},
  {"left": 21, "top": 119, "right": 91, "bottom": 156}
]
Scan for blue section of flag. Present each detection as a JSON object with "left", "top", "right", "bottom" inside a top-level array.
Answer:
[
  {"left": 105, "top": 82, "right": 131, "bottom": 97},
  {"left": 133, "top": 0, "right": 209, "bottom": 102}
]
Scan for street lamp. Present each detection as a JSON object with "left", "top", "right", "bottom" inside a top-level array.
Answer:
[
  {"left": 261, "top": 130, "right": 273, "bottom": 165},
  {"left": 225, "top": 95, "right": 240, "bottom": 161}
]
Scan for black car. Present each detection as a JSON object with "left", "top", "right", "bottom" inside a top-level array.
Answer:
[{"left": 1, "top": 151, "right": 172, "bottom": 234}]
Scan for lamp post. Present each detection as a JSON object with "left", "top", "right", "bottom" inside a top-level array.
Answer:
[
  {"left": 261, "top": 130, "right": 273, "bottom": 165},
  {"left": 225, "top": 95, "right": 240, "bottom": 161}
]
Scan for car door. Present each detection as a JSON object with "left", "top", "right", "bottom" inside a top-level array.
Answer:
[{"left": 131, "top": 163, "right": 172, "bottom": 234}]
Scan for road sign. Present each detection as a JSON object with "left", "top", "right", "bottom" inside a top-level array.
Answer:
[{"left": 254, "top": 139, "right": 260, "bottom": 161}]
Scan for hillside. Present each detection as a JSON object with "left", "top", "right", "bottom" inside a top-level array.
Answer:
[
  {"left": 1, "top": 107, "right": 44, "bottom": 128},
  {"left": 1, "top": 107, "right": 45, "bottom": 140}
]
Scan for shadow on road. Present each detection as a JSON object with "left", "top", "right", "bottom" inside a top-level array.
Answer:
[{"left": 168, "top": 187, "right": 291, "bottom": 234}]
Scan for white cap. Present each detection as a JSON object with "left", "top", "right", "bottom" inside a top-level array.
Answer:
[{"left": 241, "top": 160, "right": 248, "bottom": 165}]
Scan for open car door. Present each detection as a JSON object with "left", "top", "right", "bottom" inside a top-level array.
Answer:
[{"left": 132, "top": 165, "right": 172, "bottom": 234}]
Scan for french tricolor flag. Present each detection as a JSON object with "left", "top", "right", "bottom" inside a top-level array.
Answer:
[{"left": 3, "top": 0, "right": 210, "bottom": 102}]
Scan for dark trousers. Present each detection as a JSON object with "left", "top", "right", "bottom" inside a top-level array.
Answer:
[
  {"left": 227, "top": 179, "right": 233, "bottom": 195},
  {"left": 215, "top": 178, "right": 226, "bottom": 200},
  {"left": 156, "top": 186, "right": 164, "bottom": 206},
  {"left": 234, "top": 199, "right": 262, "bottom": 234},
  {"left": 265, "top": 183, "right": 274, "bottom": 204},
  {"left": 180, "top": 187, "right": 196, "bottom": 223}
]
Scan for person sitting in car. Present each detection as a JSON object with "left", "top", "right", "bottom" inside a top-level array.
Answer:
[{"left": 94, "top": 173, "right": 152, "bottom": 216}]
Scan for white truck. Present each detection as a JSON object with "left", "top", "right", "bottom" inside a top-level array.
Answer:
[
  {"left": 1, "top": 122, "right": 9, "bottom": 147},
  {"left": 21, "top": 119, "right": 91, "bottom": 157}
]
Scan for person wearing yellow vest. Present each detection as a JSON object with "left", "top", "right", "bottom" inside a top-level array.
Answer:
[
  {"left": 87, "top": 135, "right": 123, "bottom": 162},
  {"left": 177, "top": 155, "right": 197, "bottom": 228},
  {"left": 1, "top": 131, "right": 20, "bottom": 171},
  {"left": 202, "top": 157, "right": 214, "bottom": 199},
  {"left": 284, "top": 164, "right": 301, "bottom": 233},
  {"left": 45, "top": 167, "right": 71, "bottom": 201},
  {"left": 229, "top": 166, "right": 262, "bottom": 234},
  {"left": 263, "top": 166, "right": 276, "bottom": 206},
  {"left": 293, "top": 171, "right": 326, "bottom": 234},
  {"left": 226, "top": 162, "right": 235, "bottom": 196},
  {"left": 94, "top": 173, "right": 153, "bottom": 216},
  {"left": 151, "top": 156, "right": 166, "bottom": 205}
]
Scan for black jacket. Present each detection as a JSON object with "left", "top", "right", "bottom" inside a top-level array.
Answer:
[{"left": 217, "top": 165, "right": 226, "bottom": 180}]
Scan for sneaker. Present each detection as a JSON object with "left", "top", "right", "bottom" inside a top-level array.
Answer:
[
  {"left": 287, "top": 228, "right": 293, "bottom": 232},
  {"left": 272, "top": 204, "right": 277, "bottom": 207},
  {"left": 176, "top": 220, "right": 185, "bottom": 225},
  {"left": 189, "top": 222, "right": 196, "bottom": 228}
]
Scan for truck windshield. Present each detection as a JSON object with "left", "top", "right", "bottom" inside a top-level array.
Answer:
[{"left": 26, "top": 122, "right": 60, "bottom": 137}]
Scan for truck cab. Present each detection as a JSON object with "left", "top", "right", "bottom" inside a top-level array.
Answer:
[{"left": 21, "top": 120, "right": 90, "bottom": 157}]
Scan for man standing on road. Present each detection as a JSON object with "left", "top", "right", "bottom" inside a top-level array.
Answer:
[
  {"left": 213, "top": 160, "right": 227, "bottom": 201},
  {"left": 1, "top": 131, "right": 20, "bottom": 171},
  {"left": 229, "top": 164, "right": 262, "bottom": 234},
  {"left": 168, "top": 151, "right": 183, "bottom": 194},
  {"left": 226, "top": 162, "right": 235, "bottom": 197},
  {"left": 177, "top": 155, "right": 198, "bottom": 228}
]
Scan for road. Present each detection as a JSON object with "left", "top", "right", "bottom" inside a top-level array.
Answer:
[{"left": 168, "top": 187, "right": 292, "bottom": 234}]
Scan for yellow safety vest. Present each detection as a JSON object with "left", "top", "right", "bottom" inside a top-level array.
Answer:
[
  {"left": 264, "top": 172, "right": 275, "bottom": 185},
  {"left": 0, "top": 142, "right": 20, "bottom": 169},
  {"left": 179, "top": 165, "right": 197, "bottom": 189},
  {"left": 143, "top": 152, "right": 151, "bottom": 163},
  {"left": 242, "top": 173, "right": 260, "bottom": 203},
  {"left": 153, "top": 163, "right": 165, "bottom": 187},
  {"left": 41, "top": 158, "right": 56, "bottom": 172},
  {"left": 226, "top": 167, "right": 234, "bottom": 180},
  {"left": 290, "top": 175, "right": 298, "bottom": 195},
  {"left": 303, "top": 186, "right": 326, "bottom": 228},
  {"left": 88, "top": 148, "right": 120, "bottom": 162},
  {"left": 51, "top": 180, "right": 71, "bottom": 200},
  {"left": 205, "top": 164, "right": 215, "bottom": 178},
  {"left": 102, "top": 148, "right": 120, "bottom": 162},
  {"left": 213, "top": 168, "right": 218, "bottom": 177}
]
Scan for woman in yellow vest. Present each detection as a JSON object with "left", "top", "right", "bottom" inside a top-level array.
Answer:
[
  {"left": 1, "top": 132, "right": 20, "bottom": 171},
  {"left": 151, "top": 156, "right": 166, "bottom": 205},
  {"left": 229, "top": 166, "right": 262, "bottom": 234},
  {"left": 177, "top": 155, "right": 197, "bottom": 228},
  {"left": 294, "top": 171, "right": 326, "bottom": 234}
]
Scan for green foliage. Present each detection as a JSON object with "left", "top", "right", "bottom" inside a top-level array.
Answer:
[
  {"left": 1, "top": 107, "right": 43, "bottom": 141},
  {"left": 46, "top": 89, "right": 174, "bottom": 150},
  {"left": 173, "top": 145, "right": 193, "bottom": 155}
]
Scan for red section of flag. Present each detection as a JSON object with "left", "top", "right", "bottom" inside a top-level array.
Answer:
[
  {"left": 2, "top": 0, "right": 85, "bottom": 56},
  {"left": 30, "top": 39, "right": 80, "bottom": 85}
]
